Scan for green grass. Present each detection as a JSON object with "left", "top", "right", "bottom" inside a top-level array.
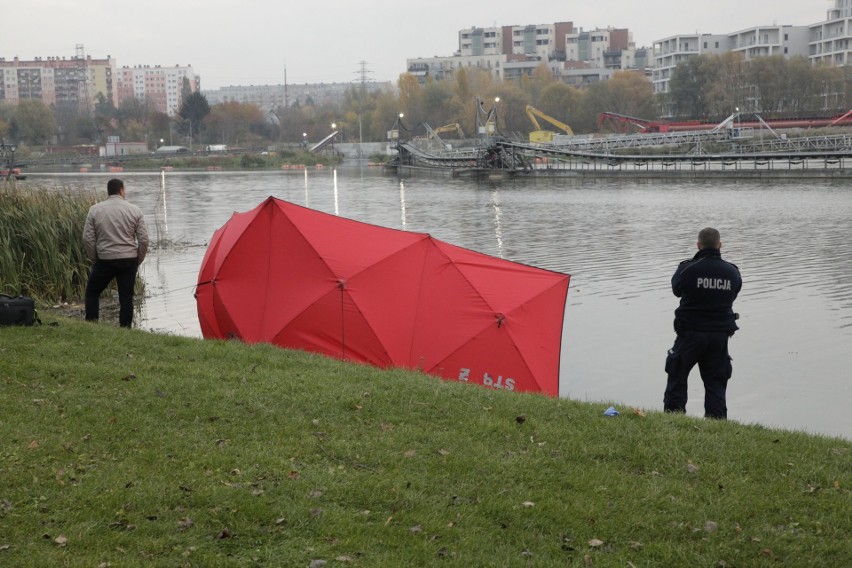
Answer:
[{"left": 1, "top": 316, "right": 850, "bottom": 566}]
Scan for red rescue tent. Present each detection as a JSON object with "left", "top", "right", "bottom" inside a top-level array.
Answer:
[{"left": 195, "top": 197, "right": 570, "bottom": 396}]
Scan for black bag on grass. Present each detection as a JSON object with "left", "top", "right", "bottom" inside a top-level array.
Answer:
[{"left": 0, "top": 295, "right": 36, "bottom": 326}]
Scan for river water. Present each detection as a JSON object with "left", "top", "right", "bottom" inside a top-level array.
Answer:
[{"left": 26, "top": 168, "right": 852, "bottom": 440}]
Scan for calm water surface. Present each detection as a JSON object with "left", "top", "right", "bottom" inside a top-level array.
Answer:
[{"left": 28, "top": 169, "right": 852, "bottom": 439}]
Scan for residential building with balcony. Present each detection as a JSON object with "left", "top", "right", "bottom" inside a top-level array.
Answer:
[
  {"left": 729, "top": 25, "right": 809, "bottom": 60},
  {"left": 459, "top": 22, "right": 575, "bottom": 61},
  {"left": 652, "top": 22, "right": 813, "bottom": 94},
  {"left": 651, "top": 34, "right": 729, "bottom": 94},
  {"left": 115, "top": 65, "right": 200, "bottom": 116},
  {"left": 810, "top": 0, "right": 852, "bottom": 65},
  {"left": 407, "top": 54, "right": 508, "bottom": 82},
  {"left": 410, "top": 21, "right": 642, "bottom": 84},
  {"left": 566, "top": 28, "right": 634, "bottom": 69},
  {"left": 0, "top": 54, "right": 116, "bottom": 111}
]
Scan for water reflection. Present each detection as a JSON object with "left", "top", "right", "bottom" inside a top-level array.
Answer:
[
  {"left": 26, "top": 170, "right": 852, "bottom": 439},
  {"left": 399, "top": 180, "right": 407, "bottom": 230}
]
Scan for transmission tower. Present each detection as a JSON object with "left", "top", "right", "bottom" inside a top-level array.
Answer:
[
  {"left": 76, "top": 43, "right": 92, "bottom": 116},
  {"left": 355, "top": 61, "right": 373, "bottom": 90}
]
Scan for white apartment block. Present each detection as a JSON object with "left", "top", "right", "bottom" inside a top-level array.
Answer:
[
  {"left": 810, "top": 0, "right": 852, "bottom": 65},
  {"left": 115, "top": 65, "right": 200, "bottom": 116},
  {"left": 408, "top": 54, "right": 508, "bottom": 82},
  {"left": 729, "top": 26, "right": 809, "bottom": 60},
  {"left": 202, "top": 82, "right": 390, "bottom": 111},
  {"left": 652, "top": 27, "right": 809, "bottom": 94},
  {"left": 652, "top": 34, "right": 729, "bottom": 94}
]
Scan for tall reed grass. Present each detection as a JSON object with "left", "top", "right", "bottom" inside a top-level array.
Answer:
[{"left": 0, "top": 180, "right": 98, "bottom": 302}]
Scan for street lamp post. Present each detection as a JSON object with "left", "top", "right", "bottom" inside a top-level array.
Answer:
[{"left": 1, "top": 140, "right": 17, "bottom": 180}]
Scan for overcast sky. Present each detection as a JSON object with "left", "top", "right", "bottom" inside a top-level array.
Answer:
[{"left": 4, "top": 1, "right": 828, "bottom": 89}]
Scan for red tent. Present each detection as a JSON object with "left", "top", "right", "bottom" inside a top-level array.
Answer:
[{"left": 196, "top": 197, "right": 570, "bottom": 396}]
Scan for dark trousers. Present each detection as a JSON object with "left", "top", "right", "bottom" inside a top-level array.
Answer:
[
  {"left": 85, "top": 258, "right": 139, "bottom": 328},
  {"left": 664, "top": 331, "right": 733, "bottom": 419}
]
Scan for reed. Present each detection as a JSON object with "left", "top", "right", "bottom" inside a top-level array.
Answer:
[{"left": 0, "top": 181, "right": 97, "bottom": 302}]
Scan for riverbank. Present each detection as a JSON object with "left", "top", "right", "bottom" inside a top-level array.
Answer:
[{"left": 1, "top": 316, "right": 850, "bottom": 566}]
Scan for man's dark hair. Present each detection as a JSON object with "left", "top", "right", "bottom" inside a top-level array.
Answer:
[
  {"left": 107, "top": 178, "right": 124, "bottom": 196},
  {"left": 698, "top": 227, "right": 721, "bottom": 249}
]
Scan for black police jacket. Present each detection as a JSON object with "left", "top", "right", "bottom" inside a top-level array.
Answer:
[{"left": 672, "top": 247, "right": 742, "bottom": 332}]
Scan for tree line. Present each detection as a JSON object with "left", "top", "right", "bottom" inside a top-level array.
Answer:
[{"left": 2, "top": 54, "right": 851, "bottom": 152}]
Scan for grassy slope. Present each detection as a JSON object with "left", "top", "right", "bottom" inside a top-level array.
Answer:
[{"left": 0, "top": 316, "right": 850, "bottom": 567}]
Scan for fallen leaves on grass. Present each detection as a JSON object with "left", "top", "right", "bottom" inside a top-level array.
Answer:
[
  {"left": 704, "top": 521, "right": 719, "bottom": 533},
  {"left": 177, "top": 517, "right": 193, "bottom": 531},
  {"left": 686, "top": 461, "right": 699, "bottom": 474},
  {"left": 588, "top": 538, "right": 604, "bottom": 547},
  {"left": 54, "top": 535, "right": 67, "bottom": 547}
]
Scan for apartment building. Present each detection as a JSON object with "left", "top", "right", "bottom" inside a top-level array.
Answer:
[
  {"left": 202, "top": 82, "right": 391, "bottom": 111},
  {"left": 115, "top": 65, "right": 200, "bottom": 116},
  {"left": 729, "top": 26, "right": 809, "bottom": 60},
  {"left": 810, "top": 0, "right": 852, "bottom": 65},
  {"left": 566, "top": 28, "right": 633, "bottom": 69},
  {"left": 0, "top": 54, "right": 116, "bottom": 110},
  {"left": 651, "top": 34, "right": 729, "bottom": 94},
  {"left": 407, "top": 54, "right": 508, "bottom": 82},
  {"left": 410, "top": 21, "right": 641, "bottom": 84},
  {"left": 459, "top": 22, "right": 575, "bottom": 61}
]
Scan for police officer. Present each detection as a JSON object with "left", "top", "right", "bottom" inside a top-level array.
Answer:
[{"left": 664, "top": 227, "right": 742, "bottom": 419}]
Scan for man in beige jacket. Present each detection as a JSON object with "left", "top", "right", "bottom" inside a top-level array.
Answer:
[{"left": 83, "top": 178, "right": 149, "bottom": 328}]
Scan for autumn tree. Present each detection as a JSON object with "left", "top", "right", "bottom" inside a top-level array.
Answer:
[
  {"left": 205, "top": 101, "right": 266, "bottom": 145},
  {"left": 703, "top": 52, "right": 747, "bottom": 117},
  {"left": 604, "top": 71, "right": 656, "bottom": 120},
  {"left": 536, "top": 82, "right": 582, "bottom": 132},
  {"left": 177, "top": 91, "right": 211, "bottom": 142},
  {"left": 12, "top": 100, "right": 57, "bottom": 144},
  {"left": 668, "top": 56, "right": 720, "bottom": 118},
  {"left": 746, "top": 55, "right": 788, "bottom": 114},
  {"left": 397, "top": 73, "right": 422, "bottom": 133},
  {"left": 491, "top": 81, "right": 531, "bottom": 135},
  {"left": 418, "top": 78, "right": 457, "bottom": 131}
]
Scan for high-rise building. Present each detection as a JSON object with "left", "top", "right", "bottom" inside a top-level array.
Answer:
[
  {"left": 0, "top": 53, "right": 116, "bottom": 112},
  {"left": 115, "top": 65, "right": 200, "bottom": 116},
  {"left": 0, "top": 52, "right": 200, "bottom": 116}
]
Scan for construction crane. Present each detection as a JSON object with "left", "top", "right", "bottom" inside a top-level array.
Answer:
[
  {"left": 525, "top": 105, "right": 574, "bottom": 143},
  {"left": 420, "top": 123, "right": 466, "bottom": 150},
  {"left": 433, "top": 123, "right": 465, "bottom": 139}
]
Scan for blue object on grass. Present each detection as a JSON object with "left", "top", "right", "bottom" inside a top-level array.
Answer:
[{"left": 603, "top": 406, "right": 619, "bottom": 417}]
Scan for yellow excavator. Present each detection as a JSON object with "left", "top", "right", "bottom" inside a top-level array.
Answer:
[
  {"left": 433, "top": 123, "right": 465, "bottom": 139},
  {"left": 525, "top": 105, "right": 574, "bottom": 143}
]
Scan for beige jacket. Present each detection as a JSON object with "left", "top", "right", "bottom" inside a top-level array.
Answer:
[{"left": 83, "top": 195, "right": 149, "bottom": 263}]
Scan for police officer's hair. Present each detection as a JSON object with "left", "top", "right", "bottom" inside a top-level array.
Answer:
[
  {"left": 698, "top": 227, "right": 721, "bottom": 249},
  {"left": 107, "top": 178, "right": 124, "bottom": 196}
]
